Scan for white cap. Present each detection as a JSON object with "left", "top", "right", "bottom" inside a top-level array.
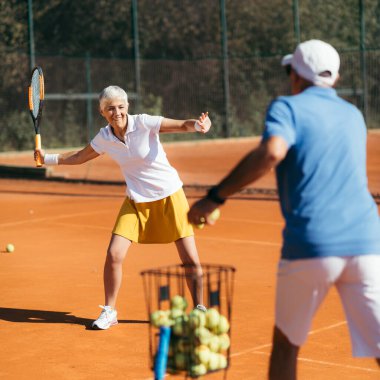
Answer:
[
  {"left": 281, "top": 39, "right": 340, "bottom": 86},
  {"left": 281, "top": 54, "right": 292, "bottom": 67}
]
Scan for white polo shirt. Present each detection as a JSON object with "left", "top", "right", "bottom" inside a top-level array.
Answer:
[{"left": 90, "top": 114, "right": 183, "bottom": 202}]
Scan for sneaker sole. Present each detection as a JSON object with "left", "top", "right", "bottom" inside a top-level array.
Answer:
[{"left": 91, "top": 320, "right": 118, "bottom": 330}]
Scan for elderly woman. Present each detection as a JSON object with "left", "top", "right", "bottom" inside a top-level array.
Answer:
[{"left": 35, "top": 85, "right": 211, "bottom": 329}]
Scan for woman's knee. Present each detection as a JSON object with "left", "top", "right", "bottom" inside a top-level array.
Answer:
[
  {"left": 106, "top": 235, "right": 131, "bottom": 265},
  {"left": 106, "top": 248, "right": 125, "bottom": 266}
]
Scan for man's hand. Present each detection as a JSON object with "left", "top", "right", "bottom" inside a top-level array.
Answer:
[{"left": 188, "top": 197, "right": 220, "bottom": 226}]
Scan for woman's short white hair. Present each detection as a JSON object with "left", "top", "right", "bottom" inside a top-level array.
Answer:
[{"left": 99, "top": 86, "right": 128, "bottom": 110}]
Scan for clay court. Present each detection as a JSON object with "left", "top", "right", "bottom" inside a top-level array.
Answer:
[{"left": 0, "top": 132, "right": 379, "bottom": 380}]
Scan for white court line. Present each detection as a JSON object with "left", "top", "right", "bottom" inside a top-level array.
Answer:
[
  {"left": 251, "top": 351, "right": 378, "bottom": 373},
  {"left": 308, "top": 320, "right": 347, "bottom": 335},
  {"left": 0, "top": 210, "right": 111, "bottom": 228},
  {"left": 197, "top": 236, "right": 281, "bottom": 247},
  {"left": 231, "top": 320, "right": 378, "bottom": 373},
  {"left": 231, "top": 321, "right": 348, "bottom": 359}
]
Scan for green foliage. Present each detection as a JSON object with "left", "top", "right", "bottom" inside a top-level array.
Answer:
[
  {"left": 0, "top": 112, "right": 33, "bottom": 152},
  {"left": 1, "top": 0, "right": 379, "bottom": 151}
]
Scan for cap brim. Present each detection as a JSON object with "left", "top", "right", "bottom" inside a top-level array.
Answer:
[{"left": 281, "top": 54, "right": 293, "bottom": 66}]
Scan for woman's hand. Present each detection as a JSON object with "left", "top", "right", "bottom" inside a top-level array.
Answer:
[
  {"left": 194, "top": 112, "right": 211, "bottom": 133},
  {"left": 34, "top": 148, "right": 45, "bottom": 165}
]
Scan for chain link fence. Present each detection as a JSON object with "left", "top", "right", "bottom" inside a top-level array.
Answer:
[{"left": 1, "top": 0, "right": 379, "bottom": 152}]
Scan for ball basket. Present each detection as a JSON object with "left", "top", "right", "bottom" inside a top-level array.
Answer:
[{"left": 140, "top": 263, "right": 236, "bottom": 379}]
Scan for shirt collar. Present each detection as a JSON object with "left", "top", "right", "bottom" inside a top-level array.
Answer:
[
  {"left": 304, "top": 86, "right": 337, "bottom": 97},
  {"left": 107, "top": 114, "right": 136, "bottom": 140},
  {"left": 126, "top": 114, "right": 136, "bottom": 134}
]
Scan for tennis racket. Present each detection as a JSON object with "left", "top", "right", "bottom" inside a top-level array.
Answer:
[
  {"left": 28, "top": 66, "right": 45, "bottom": 167},
  {"left": 154, "top": 326, "right": 171, "bottom": 380}
]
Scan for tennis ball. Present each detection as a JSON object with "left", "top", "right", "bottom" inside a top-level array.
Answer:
[
  {"left": 150, "top": 310, "right": 173, "bottom": 327},
  {"left": 194, "top": 344, "right": 211, "bottom": 365},
  {"left": 195, "top": 208, "right": 221, "bottom": 229},
  {"left": 218, "top": 333, "right": 231, "bottom": 351},
  {"left": 218, "top": 353, "right": 228, "bottom": 369},
  {"left": 195, "top": 222, "right": 205, "bottom": 230},
  {"left": 170, "top": 307, "right": 185, "bottom": 319},
  {"left": 6, "top": 243, "right": 15, "bottom": 253},
  {"left": 206, "top": 308, "right": 220, "bottom": 330},
  {"left": 189, "top": 309, "right": 206, "bottom": 328},
  {"left": 190, "top": 363, "right": 207, "bottom": 377},
  {"left": 172, "top": 315, "right": 189, "bottom": 336},
  {"left": 177, "top": 338, "right": 191, "bottom": 353},
  {"left": 209, "top": 208, "right": 221, "bottom": 222},
  {"left": 217, "top": 315, "right": 230, "bottom": 334},
  {"left": 194, "top": 327, "right": 212, "bottom": 345},
  {"left": 174, "top": 352, "right": 188, "bottom": 370},
  {"left": 207, "top": 352, "right": 220, "bottom": 371},
  {"left": 171, "top": 295, "right": 188, "bottom": 311},
  {"left": 208, "top": 335, "right": 220, "bottom": 353}
]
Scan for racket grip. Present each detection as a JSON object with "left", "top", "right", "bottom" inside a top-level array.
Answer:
[
  {"left": 154, "top": 326, "right": 171, "bottom": 380},
  {"left": 35, "top": 134, "right": 42, "bottom": 167}
]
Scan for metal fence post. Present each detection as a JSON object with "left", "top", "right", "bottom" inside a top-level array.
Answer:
[
  {"left": 220, "top": 0, "right": 230, "bottom": 138},
  {"left": 85, "top": 52, "right": 93, "bottom": 139},
  {"left": 132, "top": 0, "right": 141, "bottom": 113},
  {"left": 27, "top": 0, "right": 36, "bottom": 70},
  {"left": 359, "top": 0, "right": 368, "bottom": 121},
  {"left": 293, "top": 0, "right": 301, "bottom": 44}
]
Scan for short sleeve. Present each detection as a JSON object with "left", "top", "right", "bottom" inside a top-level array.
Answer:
[
  {"left": 263, "top": 98, "right": 296, "bottom": 147},
  {"left": 90, "top": 131, "right": 106, "bottom": 155},
  {"left": 141, "top": 114, "right": 163, "bottom": 133}
]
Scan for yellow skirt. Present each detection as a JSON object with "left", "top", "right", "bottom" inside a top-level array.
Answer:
[{"left": 112, "top": 188, "right": 194, "bottom": 244}]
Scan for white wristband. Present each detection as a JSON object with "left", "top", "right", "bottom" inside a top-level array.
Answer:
[
  {"left": 44, "top": 153, "right": 59, "bottom": 165},
  {"left": 194, "top": 122, "right": 202, "bottom": 132}
]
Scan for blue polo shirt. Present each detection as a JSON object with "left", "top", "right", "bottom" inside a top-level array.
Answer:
[{"left": 263, "top": 86, "right": 380, "bottom": 260}]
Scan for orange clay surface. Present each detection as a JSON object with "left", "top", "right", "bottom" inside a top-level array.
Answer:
[{"left": 0, "top": 131, "right": 379, "bottom": 380}]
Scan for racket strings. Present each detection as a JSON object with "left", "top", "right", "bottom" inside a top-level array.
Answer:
[{"left": 30, "top": 70, "right": 41, "bottom": 118}]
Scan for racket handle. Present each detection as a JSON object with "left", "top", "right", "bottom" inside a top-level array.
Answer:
[
  {"left": 154, "top": 326, "right": 171, "bottom": 380},
  {"left": 35, "top": 133, "right": 42, "bottom": 167}
]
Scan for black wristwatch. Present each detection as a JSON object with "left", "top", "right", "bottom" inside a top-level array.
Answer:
[{"left": 206, "top": 186, "right": 226, "bottom": 205}]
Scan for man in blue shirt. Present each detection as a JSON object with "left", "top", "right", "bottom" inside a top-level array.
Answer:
[{"left": 188, "top": 39, "right": 380, "bottom": 379}]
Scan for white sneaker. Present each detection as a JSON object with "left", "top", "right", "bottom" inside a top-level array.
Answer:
[
  {"left": 92, "top": 305, "right": 118, "bottom": 330},
  {"left": 196, "top": 304, "right": 207, "bottom": 312}
]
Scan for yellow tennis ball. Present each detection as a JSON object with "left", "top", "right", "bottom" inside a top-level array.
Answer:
[
  {"left": 218, "top": 333, "right": 231, "bottom": 351},
  {"left": 217, "top": 315, "right": 230, "bottom": 334},
  {"left": 207, "top": 352, "right": 220, "bottom": 371},
  {"left": 170, "top": 307, "right": 185, "bottom": 320},
  {"left": 209, "top": 208, "right": 220, "bottom": 222},
  {"left": 194, "top": 326, "right": 212, "bottom": 345},
  {"left": 217, "top": 353, "right": 228, "bottom": 369},
  {"left": 170, "top": 295, "right": 188, "bottom": 311},
  {"left": 194, "top": 344, "right": 211, "bottom": 365},
  {"left": 206, "top": 308, "right": 220, "bottom": 330},
  {"left": 189, "top": 309, "right": 206, "bottom": 328},
  {"left": 177, "top": 338, "right": 191, "bottom": 353},
  {"left": 174, "top": 352, "right": 188, "bottom": 370},
  {"left": 150, "top": 310, "right": 173, "bottom": 327},
  {"left": 172, "top": 315, "right": 189, "bottom": 337},
  {"left": 208, "top": 335, "right": 220, "bottom": 353},
  {"left": 190, "top": 363, "right": 207, "bottom": 377},
  {"left": 195, "top": 208, "right": 221, "bottom": 229},
  {"left": 6, "top": 243, "right": 15, "bottom": 253}
]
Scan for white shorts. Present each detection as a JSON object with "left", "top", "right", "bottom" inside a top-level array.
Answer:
[{"left": 275, "top": 255, "right": 380, "bottom": 357}]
